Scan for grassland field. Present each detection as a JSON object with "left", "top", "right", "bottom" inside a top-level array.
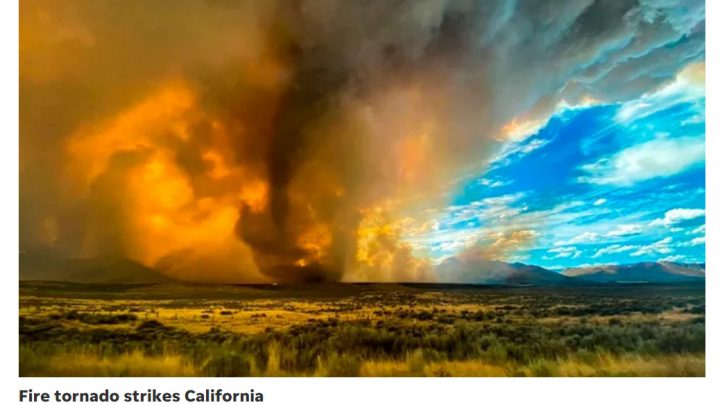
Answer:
[{"left": 19, "top": 281, "right": 705, "bottom": 377}]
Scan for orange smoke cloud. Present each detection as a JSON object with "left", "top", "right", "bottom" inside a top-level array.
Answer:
[
  {"left": 66, "top": 82, "right": 196, "bottom": 188},
  {"left": 62, "top": 81, "right": 272, "bottom": 282},
  {"left": 20, "top": 0, "right": 544, "bottom": 283},
  {"left": 350, "top": 203, "right": 435, "bottom": 282},
  {"left": 463, "top": 230, "right": 539, "bottom": 262}
]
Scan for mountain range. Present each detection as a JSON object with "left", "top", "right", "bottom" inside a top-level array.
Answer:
[
  {"left": 562, "top": 261, "right": 705, "bottom": 283},
  {"left": 20, "top": 252, "right": 173, "bottom": 284},
  {"left": 19, "top": 251, "right": 705, "bottom": 285},
  {"left": 435, "top": 256, "right": 704, "bottom": 286}
]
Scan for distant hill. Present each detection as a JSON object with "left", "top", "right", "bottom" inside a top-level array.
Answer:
[
  {"left": 562, "top": 261, "right": 705, "bottom": 283},
  {"left": 20, "top": 250, "right": 706, "bottom": 286},
  {"left": 20, "top": 252, "right": 174, "bottom": 284},
  {"left": 436, "top": 254, "right": 705, "bottom": 286},
  {"left": 436, "top": 257, "right": 582, "bottom": 286}
]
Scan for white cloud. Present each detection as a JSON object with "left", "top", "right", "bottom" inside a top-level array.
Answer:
[
  {"left": 690, "top": 236, "right": 705, "bottom": 246},
  {"left": 650, "top": 208, "right": 705, "bottom": 227},
  {"left": 576, "top": 262, "right": 618, "bottom": 268},
  {"left": 579, "top": 136, "right": 705, "bottom": 185},
  {"left": 546, "top": 246, "right": 582, "bottom": 259},
  {"left": 593, "top": 198, "right": 607, "bottom": 206},
  {"left": 606, "top": 224, "right": 643, "bottom": 237},
  {"left": 689, "top": 224, "right": 705, "bottom": 235},
  {"left": 659, "top": 255, "right": 686, "bottom": 263},
  {"left": 477, "top": 177, "right": 511, "bottom": 188},
  {"left": 630, "top": 237, "right": 673, "bottom": 257},
  {"left": 555, "top": 231, "right": 599, "bottom": 246},
  {"left": 616, "top": 63, "right": 705, "bottom": 123},
  {"left": 518, "top": 138, "right": 549, "bottom": 154},
  {"left": 479, "top": 193, "right": 526, "bottom": 206},
  {"left": 592, "top": 244, "right": 636, "bottom": 258},
  {"left": 441, "top": 193, "right": 530, "bottom": 227},
  {"left": 488, "top": 135, "right": 550, "bottom": 167},
  {"left": 677, "top": 236, "right": 705, "bottom": 247},
  {"left": 573, "top": 231, "right": 599, "bottom": 243}
]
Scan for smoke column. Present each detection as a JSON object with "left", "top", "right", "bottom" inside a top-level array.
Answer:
[{"left": 20, "top": 0, "right": 704, "bottom": 282}]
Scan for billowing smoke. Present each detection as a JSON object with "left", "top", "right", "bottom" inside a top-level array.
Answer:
[{"left": 20, "top": 0, "right": 704, "bottom": 282}]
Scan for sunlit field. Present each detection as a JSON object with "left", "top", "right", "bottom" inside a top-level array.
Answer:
[{"left": 19, "top": 282, "right": 704, "bottom": 377}]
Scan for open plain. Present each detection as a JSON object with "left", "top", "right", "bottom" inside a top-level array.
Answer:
[{"left": 19, "top": 281, "right": 705, "bottom": 377}]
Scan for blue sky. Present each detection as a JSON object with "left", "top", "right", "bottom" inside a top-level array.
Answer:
[{"left": 410, "top": 63, "right": 705, "bottom": 269}]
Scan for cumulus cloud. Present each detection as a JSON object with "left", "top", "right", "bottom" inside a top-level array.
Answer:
[
  {"left": 443, "top": 193, "right": 527, "bottom": 227},
  {"left": 545, "top": 246, "right": 582, "bottom": 259},
  {"left": 592, "top": 244, "right": 636, "bottom": 258},
  {"left": 572, "top": 232, "right": 599, "bottom": 244},
  {"left": 579, "top": 136, "right": 705, "bottom": 185},
  {"left": 515, "top": 138, "right": 550, "bottom": 156},
  {"left": 555, "top": 231, "right": 598, "bottom": 246},
  {"left": 689, "top": 224, "right": 705, "bottom": 235},
  {"left": 677, "top": 236, "right": 705, "bottom": 247},
  {"left": 650, "top": 208, "right": 705, "bottom": 227},
  {"left": 477, "top": 177, "right": 511, "bottom": 188},
  {"left": 659, "top": 255, "right": 686, "bottom": 262},
  {"left": 630, "top": 237, "right": 673, "bottom": 257},
  {"left": 606, "top": 224, "right": 643, "bottom": 237},
  {"left": 576, "top": 262, "right": 618, "bottom": 268}
]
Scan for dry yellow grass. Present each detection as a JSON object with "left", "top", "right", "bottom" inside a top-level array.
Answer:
[
  {"left": 549, "top": 353, "right": 705, "bottom": 377},
  {"left": 366, "top": 348, "right": 704, "bottom": 377},
  {"left": 21, "top": 351, "right": 197, "bottom": 377},
  {"left": 359, "top": 359, "right": 508, "bottom": 377},
  {"left": 21, "top": 349, "right": 703, "bottom": 377},
  {"left": 355, "top": 354, "right": 704, "bottom": 377}
]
